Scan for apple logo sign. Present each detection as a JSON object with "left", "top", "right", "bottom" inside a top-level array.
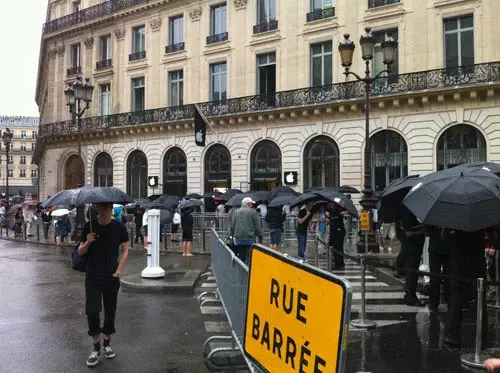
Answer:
[{"left": 284, "top": 171, "right": 298, "bottom": 185}]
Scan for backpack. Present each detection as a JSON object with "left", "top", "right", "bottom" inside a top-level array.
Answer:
[{"left": 72, "top": 244, "right": 88, "bottom": 272}]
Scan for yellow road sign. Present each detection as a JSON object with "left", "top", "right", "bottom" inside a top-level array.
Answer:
[
  {"left": 244, "top": 245, "right": 352, "bottom": 373},
  {"left": 360, "top": 211, "right": 371, "bottom": 232}
]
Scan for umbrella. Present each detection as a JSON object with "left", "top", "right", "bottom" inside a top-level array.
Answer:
[
  {"left": 51, "top": 208, "right": 70, "bottom": 217},
  {"left": 250, "top": 190, "right": 273, "bottom": 203},
  {"left": 336, "top": 185, "right": 361, "bottom": 194},
  {"left": 268, "top": 194, "right": 296, "bottom": 207},
  {"left": 220, "top": 189, "right": 243, "bottom": 201},
  {"left": 311, "top": 189, "right": 359, "bottom": 218},
  {"left": 452, "top": 161, "right": 500, "bottom": 177},
  {"left": 203, "top": 191, "right": 222, "bottom": 198},
  {"left": 7, "top": 203, "right": 23, "bottom": 215},
  {"left": 376, "top": 175, "right": 420, "bottom": 221},
  {"left": 403, "top": 167, "right": 500, "bottom": 232},
  {"left": 160, "top": 210, "right": 173, "bottom": 225},
  {"left": 42, "top": 187, "right": 134, "bottom": 208},
  {"left": 179, "top": 199, "right": 203, "bottom": 210},
  {"left": 289, "top": 193, "right": 322, "bottom": 208},
  {"left": 272, "top": 186, "right": 300, "bottom": 197},
  {"left": 144, "top": 195, "right": 181, "bottom": 210},
  {"left": 185, "top": 193, "right": 203, "bottom": 199},
  {"left": 225, "top": 193, "right": 247, "bottom": 207}
]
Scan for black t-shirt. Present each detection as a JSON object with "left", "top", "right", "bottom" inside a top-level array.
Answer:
[
  {"left": 81, "top": 220, "right": 129, "bottom": 278},
  {"left": 296, "top": 208, "right": 312, "bottom": 234},
  {"left": 134, "top": 208, "right": 144, "bottom": 226},
  {"left": 181, "top": 214, "right": 194, "bottom": 232}
]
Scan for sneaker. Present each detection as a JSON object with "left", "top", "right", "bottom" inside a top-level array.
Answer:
[
  {"left": 86, "top": 351, "right": 101, "bottom": 367},
  {"left": 103, "top": 346, "right": 116, "bottom": 359}
]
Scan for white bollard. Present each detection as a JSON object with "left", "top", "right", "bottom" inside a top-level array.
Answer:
[{"left": 141, "top": 209, "right": 165, "bottom": 278}]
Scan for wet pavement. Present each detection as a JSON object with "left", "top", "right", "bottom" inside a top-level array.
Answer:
[{"left": 0, "top": 240, "right": 211, "bottom": 373}]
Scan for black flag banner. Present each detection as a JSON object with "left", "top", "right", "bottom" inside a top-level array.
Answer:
[{"left": 194, "top": 104, "right": 207, "bottom": 147}]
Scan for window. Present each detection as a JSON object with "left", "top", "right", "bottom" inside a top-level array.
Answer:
[
  {"left": 20, "top": 156, "right": 26, "bottom": 165},
  {"left": 131, "top": 77, "right": 145, "bottom": 112},
  {"left": 100, "top": 84, "right": 112, "bottom": 116},
  {"left": 8, "top": 169, "right": 13, "bottom": 178},
  {"left": 19, "top": 170, "right": 26, "bottom": 178},
  {"left": 132, "top": 25, "right": 146, "bottom": 54},
  {"left": 70, "top": 43, "right": 80, "bottom": 67},
  {"left": 307, "top": 0, "right": 335, "bottom": 21},
  {"left": 210, "top": 3, "right": 227, "bottom": 35},
  {"left": 100, "top": 35, "right": 112, "bottom": 60},
  {"left": 31, "top": 169, "right": 38, "bottom": 178},
  {"left": 444, "top": 15, "right": 474, "bottom": 69},
  {"left": 373, "top": 29, "right": 398, "bottom": 84},
  {"left": 257, "top": 52, "right": 276, "bottom": 107},
  {"left": 72, "top": 1, "right": 80, "bottom": 13},
  {"left": 31, "top": 143, "right": 35, "bottom": 151},
  {"left": 257, "top": 0, "right": 276, "bottom": 24},
  {"left": 368, "top": 0, "right": 400, "bottom": 8},
  {"left": 311, "top": 0, "right": 333, "bottom": 10},
  {"left": 310, "top": 41, "right": 332, "bottom": 87},
  {"left": 169, "top": 15, "right": 184, "bottom": 45},
  {"left": 21, "top": 131, "right": 26, "bottom": 139},
  {"left": 30, "top": 156, "right": 34, "bottom": 164},
  {"left": 31, "top": 131, "right": 37, "bottom": 139},
  {"left": 209, "top": 62, "right": 227, "bottom": 101},
  {"left": 168, "top": 70, "right": 184, "bottom": 106},
  {"left": 20, "top": 144, "right": 26, "bottom": 152}
]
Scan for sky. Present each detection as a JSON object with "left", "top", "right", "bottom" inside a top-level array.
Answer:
[{"left": 0, "top": 1, "right": 46, "bottom": 117}]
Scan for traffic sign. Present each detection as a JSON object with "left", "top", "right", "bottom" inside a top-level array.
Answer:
[
  {"left": 244, "top": 245, "right": 352, "bottom": 373},
  {"left": 360, "top": 211, "right": 371, "bottom": 232}
]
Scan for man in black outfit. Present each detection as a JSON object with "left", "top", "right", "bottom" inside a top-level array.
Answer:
[
  {"left": 328, "top": 203, "right": 346, "bottom": 270},
  {"left": 78, "top": 203, "right": 129, "bottom": 367}
]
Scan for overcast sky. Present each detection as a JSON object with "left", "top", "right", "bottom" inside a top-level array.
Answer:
[{"left": 0, "top": 1, "right": 46, "bottom": 117}]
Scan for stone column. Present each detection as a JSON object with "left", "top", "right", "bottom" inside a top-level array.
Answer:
[
  {"left": 114, "top": 27, "right": 126, "bottom": 114},
  {"left": 46, "top": 46, "right": 58, "bottom": 123},
  {"left": 232, "top": 0, "right": 248, "bottom": 98},
  {"left": 84, "top": 36, "right": 95, "bottom": 112},
  {"left": 188, "top": 6, "right": 202, "bottom": 103},
  {"left": 148, "top": 17, "right": 162, "bottom": 109}
]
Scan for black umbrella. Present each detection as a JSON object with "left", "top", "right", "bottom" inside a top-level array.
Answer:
[
  {"left": 248, "top": 190, "right": 273, "bottom": 203},
  {"left": 376, "top": 175, "right": 420, "bottom": 221},
  {"left": 144, "top": 195, "right": 181, "bottom": 210},
  {"left": 203, "top": 191, "right": 222, "bottom": 198},
  {"left": 179, "top": 199, "right": 203, "bottom": 210},
  {"left": 268, "top": 194, "right": 296, "bottom": 207},
  {"left": 160, "top": 210, "right": 173, "bottom": 225},
  {"left": 451, "top": 162, "right": 500, "bottom": 177},
  {"left": 220, "top": 189, "right": 243, "bottom": 201},
  {"left": 272, "top": 186, "right": 300, "bottom": 197},
  {"left": 185, "top": 193, "right": 203, "bottom": 200},
  {"left": 289, "top": 193, "right": 322, "bottom": 208},
  {"left": 41, "top": 187, "right": 134, "bottom": 208},
  {"left": 312, "top": 189, "right": 359, "bottom": 218},
  {"left": 403, "top": 168, "right": 500, "bottom": 232},
  {"left": 225, "top": 193, "right": 248, "bottom": 207},
  {"left": 336, "top": 185, "right": 361, "bottom": 194}
]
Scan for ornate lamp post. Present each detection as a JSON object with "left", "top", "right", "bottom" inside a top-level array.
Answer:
[
  {"left": 64, "top": 76, "right": 94, "bottom": 241},
  {"left": 2, "top": 128, "right": 13, "bottom": 207},
  {"left": 338, "top": 27, "right": 398, "bottom": 253}
]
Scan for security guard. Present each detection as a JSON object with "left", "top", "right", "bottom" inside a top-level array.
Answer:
[{"left": 328, "top": 203, "right": 346, "bottom": 270}]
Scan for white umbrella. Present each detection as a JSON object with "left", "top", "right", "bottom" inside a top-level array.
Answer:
[{"left": 52, "top": 208, "right": 70, "bottom": 217}]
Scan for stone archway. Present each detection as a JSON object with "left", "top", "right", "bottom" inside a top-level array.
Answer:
[{"left": 64, "top": 154, "right": 85, "bottom": 189}]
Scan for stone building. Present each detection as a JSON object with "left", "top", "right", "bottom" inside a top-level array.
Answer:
[
  {"left": 34, "top": 0, "right": 500, "bottom": 201},
  {"left": 0, "top": 117, "right": 39, "bottom": 198}
]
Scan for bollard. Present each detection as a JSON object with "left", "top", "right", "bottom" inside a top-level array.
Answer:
[
  {"left": 350, "top": 256, "right": 377, "bottom": 329},
  {"left": 460, "top": 278, "right": 489, "bottom": 368},
  {"left": 141, "top": 209, "right": 165, "bottom": 278}
]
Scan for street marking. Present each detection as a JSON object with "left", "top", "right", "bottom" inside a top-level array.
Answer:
[
  {"left": 204, "top": 321, "right": 230, "bottom": 333},
  {"left": 200, "top": 306, "right": 224, "bottom": 315}
]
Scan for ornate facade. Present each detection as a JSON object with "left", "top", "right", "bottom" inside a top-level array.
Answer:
[{"left": 35, "top": 0, "right": 500, "bottom": 201}]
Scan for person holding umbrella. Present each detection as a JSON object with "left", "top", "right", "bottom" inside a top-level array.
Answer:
[
  {"left": 181, "top": 207, "right": 194, "bottom": 256},
  {"left": 265, "top": 205, "right": 286, "bottom": 251},
  {"left": 327, "top": 203, "right": 346, "bottom": 270},
  {"left": 296, "top": 202, "right": 313, "bottom": 258}
]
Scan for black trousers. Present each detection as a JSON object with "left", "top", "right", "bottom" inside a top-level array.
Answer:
[
  {"left": 428, "top": 252, "right": 451, "bottom": 309},
  {"left": 134, "top": 224, "right": 144, "bottom": 243},
  {"left": 403, "top": 240, "right": 423, "bottom": 301},
  {"left": 330, "top": 232, "right": 345, "bottom": 268},
  {"left": 42, "top": 222, "right": 50, "bottom": 238},
  {"left": 235, "top": 245, "right": 252, "bottom": 264},
  {"left": 85, "top": 276, "right": 120, "bottom": 336}
]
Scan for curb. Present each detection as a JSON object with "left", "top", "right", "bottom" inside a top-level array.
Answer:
[{"left": 120, "top": 269, "right": 203, "bottom": 295}]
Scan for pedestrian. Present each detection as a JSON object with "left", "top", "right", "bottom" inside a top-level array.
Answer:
[
  {"left": 113, "top": 204, "right": 125, "bottom": 224},
  {"left": 133, "top": 205, "right": 145, "bottom": 244},
  {"left": 379, "top": 220, "right": 396, "bottom": 253},
  {"left": 58, "top": 214, "right": 71, "bottom": 244},
  {"left": 265, "top": 206, "right": 286, "bottom": 251},
  {"left": 229, "top": 197, "right": 263, "bottom": 263},
  {"left": 77, "top": 202, "right": 129, "bottom": 367},
  {"left": 425, "top": 225, "right": 451, "bottom": 313},
  {"left": 181, "top": 208, "right": 194, "bottom": 256},
  {"left": 171, "top": 209, "right": 181, "bottom": 242},
  {"left": 41, "top": 209, "right": 52, "bottom": 239},
  {"left": 23, "top": 206, "right": 35, "bottom": 237},
  {"left": 312, "top": 205, "right": 329, "bottom": 255},
  {"left": 328, "top": 203, "right": 346, "bottom": 269},
  {"left": 296, "top": 203, "right": 313, "bottom": 258},
  {"left": 142, "top": 209, "right": 149, "bottom": 250},
  {"left": 14, "top": 207, "right": 24, "bottom": 237}
]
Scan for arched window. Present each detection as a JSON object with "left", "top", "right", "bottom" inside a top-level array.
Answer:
[
  {"left": 250, "top": 140, "right": 281, "bottom": 191},
  {"left": 126, "top": 150, "right": 147, "bottom": 199},
  {"left": 303, "top": 135, "right": 340, "bottom": 190},
  {"left": 93, "top": 152, "right": 113, "bottom": 187},
  {"left": 437, "top": 124, "right": 486, "bottom": 170},
  {"left": 163, "top": 147, "right": 187, "bottom": 196},
  {"left": 371, "top": 130, "right": 408, "bottom": 192},
  {"left": 204, "top": 144, "right": 231, "bottom": 193},
  {"left": 64, "top": 154, "right": 84, "bottom": 189}
]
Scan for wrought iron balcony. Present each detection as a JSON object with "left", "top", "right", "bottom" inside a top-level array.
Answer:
[
  {"left": 206, "top": 32, "right": 228, "bottom": 45},
  {"left": 42, "top": 0, "right": 148, "bottom": 35},
  {"left": 129, "top": 51, "right": 146, "bottom": 62},
  {"left": 96, "top": 59, "right": 112, "bottom": 70},
  {"left": 253, "top": 20, "right": 278, "bottom": 34},
  {"left": 307, "top": 7, "right": 335, "bottom": 22},
  {"left": 39, "top": 62, "right": 500, "bottom": 138},
  {"left": 165, "top": 42, "right": 185, "bottom": 54},
  {"left": 67, "top": 66, "right": 82, "bottom": 76},
  {"left": 368, "top": 0, "right": 401, "bottom": 8}
]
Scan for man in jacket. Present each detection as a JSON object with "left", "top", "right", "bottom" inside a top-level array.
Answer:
[{"left": 229, "top": 197, "right": 263, "bottom": 263}]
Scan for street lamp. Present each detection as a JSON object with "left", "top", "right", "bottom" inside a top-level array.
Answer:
[
  {"left": 64, "top": 76, "right": 94, "bottom": 241},
  {"left": 2, "top": 128, "right": 13, "bottom": 207},
  {"left": 338, "top": 27, "right": 398, "bottom": 253}
]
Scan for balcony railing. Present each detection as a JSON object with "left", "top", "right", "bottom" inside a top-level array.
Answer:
[
  {"left": 368, "top": 0, "right": 401, "bottom": 8},
  {"left": 206, "top": 32, "right": 228, "bottom": 45},
  {"left": 307, "top": 7, "right": 335, "bottom": 22},
  {"left": 96, "top": 59, "right": 112, "bottom": 70},
  {"left": 253, "top": 20, "right": 278, "bottom": 34},
  {"left": 129, "top": 51, "right": 146, "bottom": 61},
  {"left": 42, "top": 0, "right": 148, "bottom": 35},
  {"left": 165, "top": 42, "right": 185, "bottom": 54},
  {"left": 38, "top": 62, "right": 500, "bottom": 138},
  {"left": 67, "top": 66, "right": 82, "bottom": 76}
]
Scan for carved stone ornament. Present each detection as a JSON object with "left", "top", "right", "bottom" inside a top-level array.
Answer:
[
  {"left": 233, "top": 0, "right": 247, "bottom": 9},
  {"left": 56, "top": 44, "right": 65, "bottom": 55},
  {"left": 84, "top": 36, "right": 94, "bottom": 49},
  {"left": 189, "top": 6, "right": 202, "bottom": 21},
  {"left": 47, "top": 47, "right": 58, "bottom": 59},
  {"left": 149, "top": 17, "right": 162, "bottom": 32},
  {"left": 114, "top": 27, "right": 126, "bottom": 41}
]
